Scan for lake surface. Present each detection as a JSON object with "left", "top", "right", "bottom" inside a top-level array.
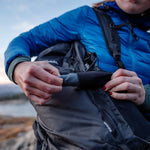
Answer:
[
  {"left": 0, "top": 83, "right": 36, "bottom": 117},
  {"left": 0, "top": 99, "right": 36, "bottom": 117}
]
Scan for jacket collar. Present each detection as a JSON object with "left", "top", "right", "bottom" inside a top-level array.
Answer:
[{"left": 100, "top": 2, "right": 150, "bottom": 31}]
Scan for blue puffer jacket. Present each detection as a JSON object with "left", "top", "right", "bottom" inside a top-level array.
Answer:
[{"left": 5, "top": 2, "right": 150, "bottom": 85}]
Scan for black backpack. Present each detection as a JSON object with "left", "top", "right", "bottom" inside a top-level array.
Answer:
[{"left": 31, "top": 7, "right": 150, "bottom": 150}]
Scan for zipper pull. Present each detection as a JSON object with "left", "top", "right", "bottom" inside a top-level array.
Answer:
[{"left": 128, "top": 23, "right": 139, "bottom": 41}]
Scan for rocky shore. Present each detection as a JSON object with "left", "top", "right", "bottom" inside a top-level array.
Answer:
[
  {"left": 0, "top": 115, "right": 37, "bottom": 150},
  {"left": 0, "top": 83, "right": 37, "bottom": 150}
]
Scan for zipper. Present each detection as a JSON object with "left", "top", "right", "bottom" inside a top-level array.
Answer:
[
  {"left": 102, "top": 110, "right": 118, "bottom": 138},
  {"left": 128, "top": 26, "right": 136, "bottom": 71},
  {"left": 99, "top": 98, "right": 128, "bottom": 146},
  {"left": 128, "top": 24, "right": 139, "bottom": 71},
  {"left": 87, "top": 90, "right": 124, "bottom": 141}
]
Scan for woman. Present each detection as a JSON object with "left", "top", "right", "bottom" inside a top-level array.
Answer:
[
  {"left": 4, "top": 0, "right": 150, "bottom": 149},
  {"left": 5, "top": 0, "right": 150, "bottom": 108}
]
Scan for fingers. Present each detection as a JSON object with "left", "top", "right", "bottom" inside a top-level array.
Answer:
[
  {"left": 23, "top": 75, "right": 62, "bottom": 94},
  {"left": 111, "top": 68, "right": 137, "bottom": 79},
  {"left": 103, "top": 69, "right": 145, "bottom": 105},
  {"left": 109, "top": 82, "right": 141, "bottom": 93},
  {"left": 24, "top": 76, "right": 62, "bottom": 94},
  {"left": 23, "top": 85, "right": 52, "bottom": 101},
  {"left": 109, "top": 82, "right": 142, "bottom": 105},
  {"left": 28, "top": 94, "right": 51, "bottom": 105},
  {"left": 104, "top": 76, "right": 142, "bottom": 91},
  {"left": 26, "top": 63, "right": 63, "bottom": 86},
  {"left": 110, "top": 89, "right": 145, "bottom": 105},
  {"left": 36, "top": 61, "right": 60, "bottom": 76},
  {"left": 108, "top": 83, "right": 145, "bottom": 105},
  {"left": 14, "top": 61, "right": 63, "bottom": 105},
  {"left": 110, "top": 92, "right": 141, "bottom": 105}
]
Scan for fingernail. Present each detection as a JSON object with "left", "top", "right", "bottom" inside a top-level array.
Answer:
[
  {"left": 102, "top": 86, "right": 106, "bottom": 91},
  {"left": 109, "top": 92, "right": 113, "bottom": 95}
]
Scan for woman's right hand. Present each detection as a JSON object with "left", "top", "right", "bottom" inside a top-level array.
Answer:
[{"left": 14, "top": 61, "right": 63, "bottom": 105}]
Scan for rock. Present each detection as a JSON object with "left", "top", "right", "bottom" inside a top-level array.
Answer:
[
  {"left": 0, "top": 130, "right": 36, "bottom": 150},
  {"left": 0, "top": 116, "right": 36, "bottom": 150}
]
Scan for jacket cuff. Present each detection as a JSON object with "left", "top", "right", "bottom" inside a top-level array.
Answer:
[
  {"left": 7, "top": 56, "right": 31, "bottom": 83},
  {"left": 138, "top": 84, "right": 150, "bottom": 112}
]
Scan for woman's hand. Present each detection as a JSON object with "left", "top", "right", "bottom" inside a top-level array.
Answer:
[
  {"left": 103, "top": 69, "right": 145, "bottom": 105},
  {"left": 14, "top": 61, "right": 63, "bottom": 105}
]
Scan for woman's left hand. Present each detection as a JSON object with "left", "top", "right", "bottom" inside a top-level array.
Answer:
[{"left": 103, "top": 69, "right": 145, "bottom": 105}]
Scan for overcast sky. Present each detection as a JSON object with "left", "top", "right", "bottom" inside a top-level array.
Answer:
[
  {"left": 1, "top": 0, "right": 101, "bottom": 61},
  {"left": 0, "top": 0, "right": 101, "bottom": 83}
]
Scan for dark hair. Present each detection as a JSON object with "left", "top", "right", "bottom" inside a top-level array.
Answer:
[{"left": 92, "top": 0, "right": 115, "bottom": 7}]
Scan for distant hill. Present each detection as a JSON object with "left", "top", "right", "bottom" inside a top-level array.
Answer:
[{"left": 0, "top": 83, "right": 24, "bottom": 100}]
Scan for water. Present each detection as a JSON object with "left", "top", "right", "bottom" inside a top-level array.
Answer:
[
  {"left": 0, "top": 99, "right": 36, "bottom": 117},
  {"left": 0, "top": 83, "right": 36, "bottom": 117}
]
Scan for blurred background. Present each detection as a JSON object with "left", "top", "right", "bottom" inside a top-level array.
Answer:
[{"left": 0, "top": 0, "right": 101, "bottom": 149}]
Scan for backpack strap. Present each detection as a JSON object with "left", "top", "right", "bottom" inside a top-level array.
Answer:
[{"left": 93, "top": 7, "right": 125, "bottom": 69}]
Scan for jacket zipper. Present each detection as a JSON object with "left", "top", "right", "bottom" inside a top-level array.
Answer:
[{"left": 128, "top": 26, "right": 136, "bottom": 71}]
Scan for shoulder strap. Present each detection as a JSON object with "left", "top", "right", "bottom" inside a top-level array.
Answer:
[{"left": 93, "top": 7, "right": 125, "bottom": 69}]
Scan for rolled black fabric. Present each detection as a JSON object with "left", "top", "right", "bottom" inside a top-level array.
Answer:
[
  {"left": 78, "top": 71, "right": 112, "bottom": 88},
  {"left": 60, "top": 71, "right": 112, "bottom": 88}
]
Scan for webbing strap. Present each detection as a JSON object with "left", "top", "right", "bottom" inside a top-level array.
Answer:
[{"left": 93, "top": 7, "right": 125, "bottom": 69}]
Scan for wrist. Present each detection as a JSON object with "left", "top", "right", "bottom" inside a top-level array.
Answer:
[{"left": 7, "top": 56, "right": 31, "bottom": 83}]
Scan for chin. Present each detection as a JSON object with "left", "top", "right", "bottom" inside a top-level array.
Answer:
[{"left": 122, "top": 7, "right": 142, "bottom": 14}]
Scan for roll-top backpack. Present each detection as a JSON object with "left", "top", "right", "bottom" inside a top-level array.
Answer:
[{"left": 31, "top": 7, "right": 150, "bottom": 150}]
